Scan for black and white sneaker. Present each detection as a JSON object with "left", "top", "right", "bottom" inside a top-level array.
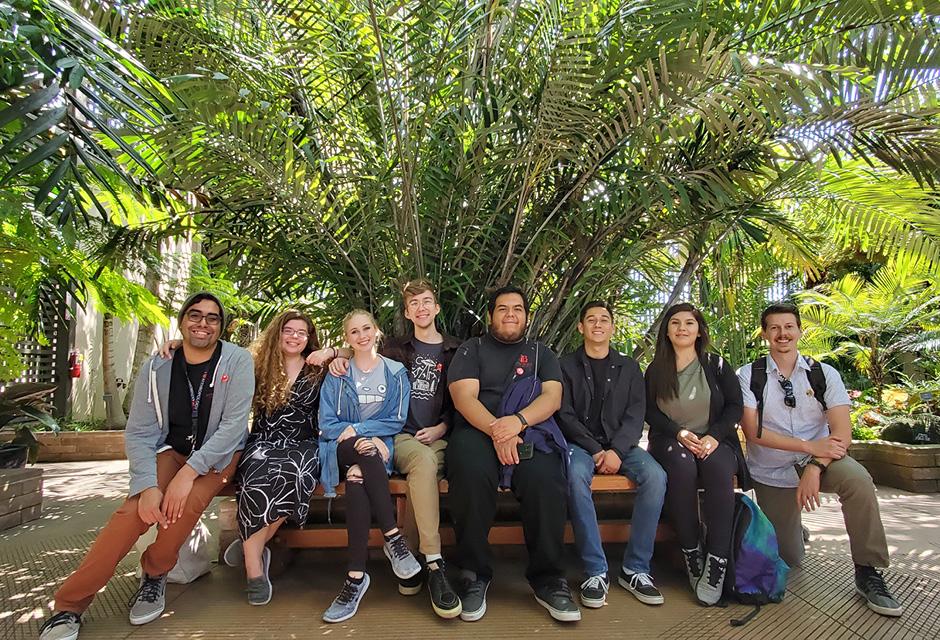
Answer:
[
  {"left": 579, "top": 574, "right": 609, "bottom": 608},
  {"left": 428, "top": 561, "right": 461, "bottom": 619},
  {"left": 618, "top": 569, "right": 664, "bottom": 605},
  {"left": 38, "top": 611, "right": 81, "bottom": 640},
  {"left": 533, "top": 579, "right": 581, "bottom": 622},
  {"left": 855, "top": 565, "right": 902, "bottom": 617}
]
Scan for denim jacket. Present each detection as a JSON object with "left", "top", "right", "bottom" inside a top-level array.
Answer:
[{"left": 317, "top": 355, "right": 411, "bottom": 497}]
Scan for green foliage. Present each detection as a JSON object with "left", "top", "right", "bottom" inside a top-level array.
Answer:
[
  {"left": 2, "top": 0, "right": 940, "bottom": 356},
  {"left": 799, "top": 254, "right": 940, "bottom": 395}
]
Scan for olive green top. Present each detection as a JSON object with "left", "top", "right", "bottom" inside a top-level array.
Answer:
[{"left": 656, "top": 358, "right": 711, "bottom": 435}]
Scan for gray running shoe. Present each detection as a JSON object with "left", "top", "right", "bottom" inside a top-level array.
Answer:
[
  {"left": 38, "top": 611, "right": 81, "bottom": 640},
  {"left": 695, "top": 554, "right": 727, "bottom": 606},
  {"left": 128, "top": 572, "right": 167, "bottom": 625},
  {"left": 681, "top": 545, "right": 705, "bottom": 591},
  {"left": 246, "top": 547, "right": 272, "bottom": 605},
  {"left": 323, "top": 574, "right": 371, "bottom": 623},
  {"left": 457, "top": 572, "right": 490, "bottom": 622},
  {"left": 223, "top": 538, "right": 244, "bottom": 567},
  {"left": 383, "top": 534, "right": 421, "bottom": 579}
]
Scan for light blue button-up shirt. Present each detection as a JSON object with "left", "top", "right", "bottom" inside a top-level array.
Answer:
[{"left": 737, "top": 353, "right": 851, "bottom": 488}]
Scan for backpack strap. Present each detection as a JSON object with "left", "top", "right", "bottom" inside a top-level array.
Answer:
[
  {"left": 803, "top": 356, "right": 828, "bottom": 412},
  {"left": 749, "top": 358, "right": 768, "bottom": 439}
]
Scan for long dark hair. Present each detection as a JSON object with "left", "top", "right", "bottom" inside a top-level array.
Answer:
[{"left": 647, "top": 303, "right": 711, "bottom": 402}]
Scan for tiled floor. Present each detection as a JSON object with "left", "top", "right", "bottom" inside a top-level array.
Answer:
[{"left": 2, "top": 461, "right": 938, "bottom": 639}]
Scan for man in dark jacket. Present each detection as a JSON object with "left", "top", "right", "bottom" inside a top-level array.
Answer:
[{"left": 556, "top": 301, "right": 667, "bottom": 609}]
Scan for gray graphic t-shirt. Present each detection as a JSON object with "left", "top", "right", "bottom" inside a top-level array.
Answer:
[
  {"left": 405, "top": 339, "right": 445, "bottom": 435},
  {"left": 351, "top": 360, "right": 387, "bottom": 421}
]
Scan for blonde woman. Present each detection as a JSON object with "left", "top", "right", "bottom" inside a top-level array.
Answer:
[{"left": 317, "top": 309, "right": 420, "bottom": 622}]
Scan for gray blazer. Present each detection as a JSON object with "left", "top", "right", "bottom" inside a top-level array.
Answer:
[{"left": 124, "top": 341, "right": 254, "bottom": 497}]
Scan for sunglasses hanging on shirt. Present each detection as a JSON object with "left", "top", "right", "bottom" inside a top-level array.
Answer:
[{"left": 778, "top": 376, "right": 797, "bottom": 408}]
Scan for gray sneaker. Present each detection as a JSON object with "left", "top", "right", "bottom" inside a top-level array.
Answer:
[
  {"left": 695, "top": 554, "right": 727, "bottom": 606},
  {"left": 246, "top": 547, "right": 272, "bottom": 605},
  {"left": 38, "top": 611, "right": 81, "bottom": 640},
  {"left": 855, "top": 566, "right": 903, "bottom": 617},
  {"left": 383, "top": 534, "right": 421, "bottom": 579},
  {"left": 128, "top": 572, "right": 167, "bottom": 625},
  {"left": 323, "top": 574, "right": 371, "bottom": 623},
  {"left": 458, "top": 572, "right": 490, "bottom": 622},
  {"left": 681, "top": 545, "right": 705, "bottom": 591},
  {"left": 223, "top": 538, "right": 244, "bottom": 567}
]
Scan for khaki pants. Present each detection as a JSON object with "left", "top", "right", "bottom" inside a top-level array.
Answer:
[
  {"left": 754, "top": 455, "right": 889, "bottom": 569},
  {"left": 55, "top": 449, "right": 240, "bottom": 613},
  {"left": 394, "top": 433, "right": 446, "bottom": 557}
]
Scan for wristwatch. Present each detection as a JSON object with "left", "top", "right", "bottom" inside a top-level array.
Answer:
[
  {"left": 514, "top": 412, "right": 529, "bottom": 430},
  {"left": 807, "top": 458, "right": 828, "bottom": 473}
]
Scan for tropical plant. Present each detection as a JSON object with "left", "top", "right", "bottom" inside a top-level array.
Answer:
[
  {"left": 3, "top": 0, "right": 940, "bottom": 354},
  {"left": 799, "top": 254, "right": 940, "bottom": 400}
]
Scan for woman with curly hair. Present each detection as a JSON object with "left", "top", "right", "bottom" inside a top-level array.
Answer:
[{"left": 224, "top": 310, "right": 325, "bottom": 605}]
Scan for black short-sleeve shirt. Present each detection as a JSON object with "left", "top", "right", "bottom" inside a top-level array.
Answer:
[{"left": 448, "top": 333, "right": 562, "bottom": 430}]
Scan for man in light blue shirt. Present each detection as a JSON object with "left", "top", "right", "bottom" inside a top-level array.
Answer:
[{"left": 738, "top": 303, "right": 901, "bottom": 618}]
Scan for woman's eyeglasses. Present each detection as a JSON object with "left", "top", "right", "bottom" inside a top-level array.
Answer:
[{"left": 281, "top": 327, "right": 310, "bottom": 338}]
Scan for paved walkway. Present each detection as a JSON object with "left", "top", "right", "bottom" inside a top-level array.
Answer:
[{"left": 2, "top": 461, "right": 939, "bottom": 639}]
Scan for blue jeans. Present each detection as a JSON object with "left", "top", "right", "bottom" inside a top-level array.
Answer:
[{"left": 567, "top": 444, "right": 666, "bottom": 576}]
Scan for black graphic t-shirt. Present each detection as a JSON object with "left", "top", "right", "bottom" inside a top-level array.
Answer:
[
  {"left": 448, "top": 333, "right": 562, "bottom": 431},
  {"left": 404, "top": 339, "right": 445, "bottom": 435}
]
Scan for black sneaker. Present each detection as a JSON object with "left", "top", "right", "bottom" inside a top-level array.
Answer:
[
  {"left": 855, "top": 565, "right": 903, "bottom": 617},
  {"left": 578, "top": 574, "right": 609, "bottom": 608},
  {"left": 38, "top": 611, "right": 81, "bottom": 640},
  {"left": 533, "top": 579, "right": 581, "bottom": 622},
  {"left": 457, "top": 572, "right": 489, "bottom": 622},
  {"left": 398, "top": 566, "right": 425, "bottom": 596},
  {"left": 428, "top": 561, "right": 462, "bottom": 619},
  {"left": 681, "top": 545, "right": 704, "bottom": 592},
  {"left": 618, "top": 569, "right": 664, "bottom": 605}
]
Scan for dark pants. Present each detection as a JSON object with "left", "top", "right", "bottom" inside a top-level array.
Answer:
[
  {"left": 649, "top": 437, "right": 737, "bottom": 558},
  {"left": 446, "top": 426, "right": 567, "bottom": 586},
  {"left": 337, "top": 437, "right": 397, "bottom": 572}
]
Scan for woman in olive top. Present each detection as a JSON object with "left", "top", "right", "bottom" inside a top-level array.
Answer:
[{"left": 644, "top": 303, "right": 749, "bottom": 606}]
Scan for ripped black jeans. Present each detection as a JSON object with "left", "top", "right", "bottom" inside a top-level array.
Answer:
[{"left": 337, "top": 436, "right": 398, "bottom": 572}]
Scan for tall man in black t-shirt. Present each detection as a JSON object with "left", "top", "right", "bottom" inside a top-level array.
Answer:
[
  {"left": 447, "top": 286, "right": 580, "bottom": 623},
  {"left": 556, "top": 301, "right": 666, "bottom": 609}
]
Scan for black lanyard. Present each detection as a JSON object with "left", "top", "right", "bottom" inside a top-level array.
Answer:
[{"left": 185, "top": 366, "right": 210, "bottom": 446}]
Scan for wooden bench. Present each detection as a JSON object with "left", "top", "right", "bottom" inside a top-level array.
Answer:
[{"left": 217, "top": 475, "right": 670, "bottom": 558}]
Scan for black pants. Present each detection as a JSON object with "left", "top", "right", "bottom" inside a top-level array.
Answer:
[
  {"left": 445, "top": 426, "right": 567, "bottom": 586},
  {"left": 649, "top": 437, "right": 737, "bottom": 558},
  {"left": 337, "top": 437, "right": 397, "bottom": 572}
]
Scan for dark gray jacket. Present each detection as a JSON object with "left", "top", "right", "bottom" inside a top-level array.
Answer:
[
  {"left": 124, "top": 341, "right": 254, "bottom": 497},
  {"left": 556, "top": 346, "right": 645, "bottom": 460}
]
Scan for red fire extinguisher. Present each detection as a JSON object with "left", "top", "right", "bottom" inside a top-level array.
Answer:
[{"left": 68, "top": 351, "right": 83, "bottom": 378}]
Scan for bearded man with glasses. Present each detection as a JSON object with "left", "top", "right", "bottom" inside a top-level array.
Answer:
[
  {"left": 40, "top": 292, "right": 254, "bottom": 640},
  {"left": 736, "top": 302, "right": 902, "bottom": 618}
]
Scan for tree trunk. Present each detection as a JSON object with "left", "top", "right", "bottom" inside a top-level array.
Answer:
[
  {"left": 124, "top": 262, "right": 161, "bottom": 413},
  {"left": 633, "top": 248, "right": 704, "bottom": 361},
  {"left": 102, "top": 313, "right": 127, "bottom": 429}
]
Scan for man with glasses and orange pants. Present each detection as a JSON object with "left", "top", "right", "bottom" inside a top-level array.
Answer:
[
  {"left": 737, "top": 302, "right": 902, "bottom": 618},
  {"left": 39, "top": 292, "right": 254, "bottom": 640}
]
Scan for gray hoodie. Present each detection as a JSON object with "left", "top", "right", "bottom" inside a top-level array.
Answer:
[{"left": 124, "top": 340, "right": 254, "bottom": 497}]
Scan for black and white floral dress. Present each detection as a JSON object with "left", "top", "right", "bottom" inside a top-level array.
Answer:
[{"left": 236, "top": 372, "right": 321, "bottom": 540}]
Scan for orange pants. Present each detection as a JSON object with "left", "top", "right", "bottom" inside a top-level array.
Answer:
[{"left": 54, "top": 449, "right": 240, "bottom": 613}]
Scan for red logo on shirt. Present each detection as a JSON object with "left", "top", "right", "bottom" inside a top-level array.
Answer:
[
  {"left": 516, "top": 367, "right": 525, "bottom": 375},
  {"left": 435, "top": 363, "right": 444, "bottom": 372},
  {"left": 221, "top": 374, "right": 229, "bottom": 383},
  {"left": 520, "top": 355, "right": 529, "bottom": 365}
]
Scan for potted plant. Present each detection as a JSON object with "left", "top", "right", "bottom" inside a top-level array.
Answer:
[{"left": 0, "top": 382, "right": 58, "bottom": 468}]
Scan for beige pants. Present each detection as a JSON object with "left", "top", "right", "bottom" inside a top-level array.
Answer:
[
  {"left": 394, "top": 433, "right": 447, "bottom": 556},
  {"left": 753, "top": 455, "right": 889, "bottom": 569}
]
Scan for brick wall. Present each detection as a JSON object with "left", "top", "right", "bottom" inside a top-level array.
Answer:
[
  {"left": 0, "top": 431, "right": 126, "bottom": 463},
  {"left": 0, "top": 468, "right": 43, "bottom": 531}
]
